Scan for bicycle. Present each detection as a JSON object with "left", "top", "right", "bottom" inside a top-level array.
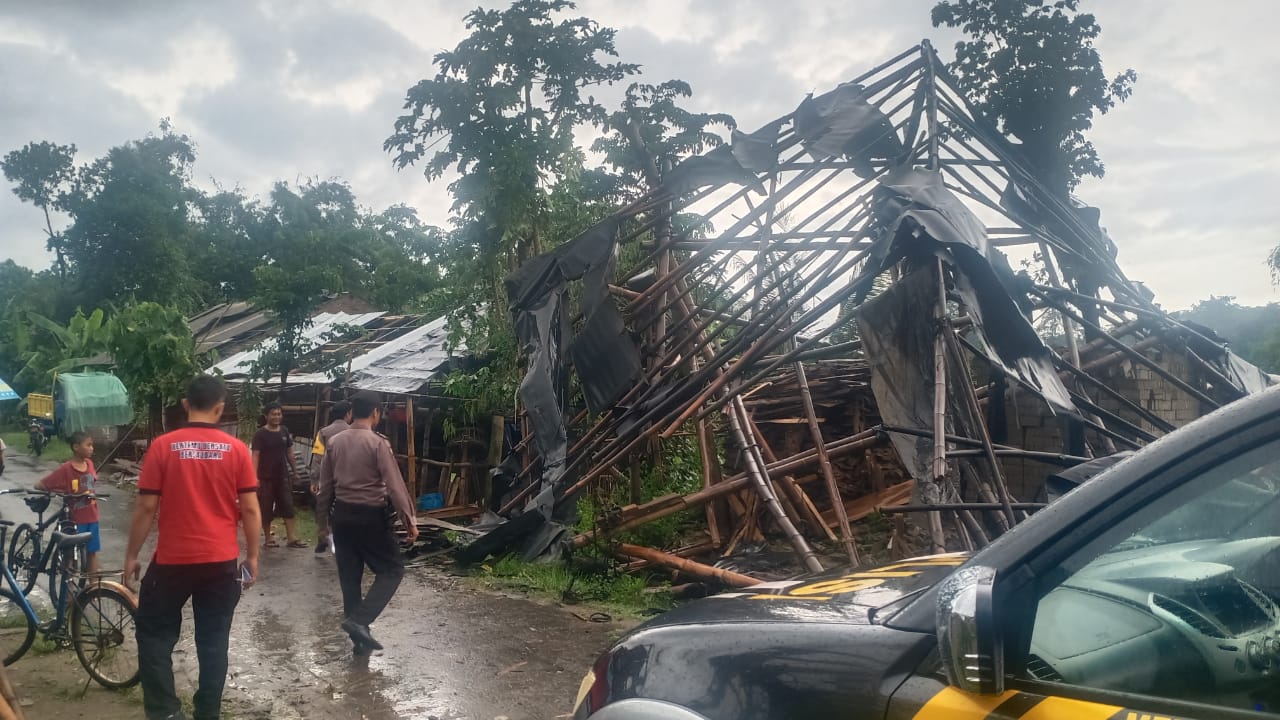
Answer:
[
  {"left": 0, "top": 491, "right": 140, "bottom": 688},
  {"left": 8, "top": 489, "right": 82, "bottom": 595}
]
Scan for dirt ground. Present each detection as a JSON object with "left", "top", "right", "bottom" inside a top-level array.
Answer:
[{"left": 0, "top": 448, "right": 632, "bottom": 719}]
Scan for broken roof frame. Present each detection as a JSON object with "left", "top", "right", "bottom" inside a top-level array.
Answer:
[
  {"left": 492, "top": 41, "right": 1270, "bottom": 570},
  {"left": 206, "top": 309, "right": 466, "bottom": 396}
]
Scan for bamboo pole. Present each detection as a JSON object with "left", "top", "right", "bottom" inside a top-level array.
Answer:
[
  {"left": 696, "top": 418, "right": 723, "bottom": 548},
  {"left": 944, "top": 326, "right": 1016, "bottom": 527},
  {"left": 571, "top": 433, "right": 878, "bottom": 547},
  {"left": 928, "top": 258, "right": 949, "bottom": 553},
  {"left": 1035, "top": 290, "right": 1220, "bottom": 410},
  {"left": 795, "top": 360, "right": 858, "bottom": 564},
  {"left": 749, "top": 419, "right": 836, "bottom": 542},
  {"left": 616, "top": 543, "right": 760, "bottom": 587},
  {"left": 727, "top": 396, "right": 823, "bottom": 573}
]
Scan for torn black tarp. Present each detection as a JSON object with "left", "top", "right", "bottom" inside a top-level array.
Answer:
[
  {"left": 864, "top": 167, "right": 1077, "bottom": 416},
  {"left": 794, "top": 81, "right": 905, "bottom": 176},
  {"left": 516, "top": 293, "right": 569, "bottom": 478},
  {"left": 661, "top": 145, "right": 766, "bottom": 197},
  {"left": 570, "top": 301, "right": 640, "bottom": 415},
  {"left": 730, "top": 121, "right": 782, "bottom": 173},
  {"left": 856, "top": 269, "right": 934, "bottom": 485},
  {"left": 855, "top": 268, "right": 958, "bottom": 504}
]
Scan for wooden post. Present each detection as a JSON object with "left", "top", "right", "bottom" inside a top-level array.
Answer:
[
  {"left": 795, "top": 360, "right": 858, "bottom": 565},
  {"left": 406, "top": 396, "right": 417, "bottom": 499}
]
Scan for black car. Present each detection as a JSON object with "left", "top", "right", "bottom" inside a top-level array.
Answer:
[{"left": 574, "top": 386, "right": 1280, "bottom": 720}]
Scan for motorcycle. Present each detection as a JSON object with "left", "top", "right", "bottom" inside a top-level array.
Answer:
[{"left": 27, "top": 419, "right": 46, "bottom": 458}]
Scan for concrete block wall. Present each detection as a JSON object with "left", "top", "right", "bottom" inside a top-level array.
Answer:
[
  {"left": 1089, "top": 349, "right": 1204, "bottom": 433},
  {"left": 996, "top": 346, "right": 1206, "bottom": 502}
]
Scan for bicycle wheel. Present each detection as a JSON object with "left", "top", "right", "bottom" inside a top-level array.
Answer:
[
  {"left": 0, "top": 588, "right": 36, "bottom": 666},
  {"left": 72, "top": 586, "right": 139, "bottom": 689},
  {"left": 7, "top": 525, "right": 39, "bottom": 595}
]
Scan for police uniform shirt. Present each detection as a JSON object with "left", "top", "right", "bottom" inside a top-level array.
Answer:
[{"left": 316, "top": 427, "right": 414, "bottom": 527}]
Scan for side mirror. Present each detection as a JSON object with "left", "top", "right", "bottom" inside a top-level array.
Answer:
[{"left": 936, "top": 565, "right": 1004, "bottom": 695}]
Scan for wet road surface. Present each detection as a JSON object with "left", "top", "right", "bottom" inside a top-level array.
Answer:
[{"left": 0, "top": 448, "right": 628, "bottom": 719}]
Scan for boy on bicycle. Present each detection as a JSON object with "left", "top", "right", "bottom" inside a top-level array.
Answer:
[{"left": 35, "top": 431, "right": 101, "bottom": 575}]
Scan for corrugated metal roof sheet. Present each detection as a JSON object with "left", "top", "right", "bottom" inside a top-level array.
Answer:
[
  {"left": 346, "top": 314, "right": 463, "bottom": 393},
  {"left": 210, "top": 311, "right": 386, "bottom": 380}
]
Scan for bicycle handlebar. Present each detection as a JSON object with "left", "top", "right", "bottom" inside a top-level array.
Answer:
[{"left": 24, "top": 489, "right": 111, "bottom": 500}]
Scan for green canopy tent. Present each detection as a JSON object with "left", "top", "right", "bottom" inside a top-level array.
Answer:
[{"left": 55, "top": 372, "right": 132, "bottom": 434}]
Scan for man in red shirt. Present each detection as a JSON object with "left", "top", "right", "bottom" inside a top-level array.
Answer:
[{"left": 125, "top": 375, "right": 262, "bottom": 720}]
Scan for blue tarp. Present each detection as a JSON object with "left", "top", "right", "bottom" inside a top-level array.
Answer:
[{"left": 0, "top": 378, "right": 17, "bottom": 402}]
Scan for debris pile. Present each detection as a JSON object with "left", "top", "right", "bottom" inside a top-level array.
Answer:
[{"left": 467, "top": 42, "right": 1272, "bottom": 579}]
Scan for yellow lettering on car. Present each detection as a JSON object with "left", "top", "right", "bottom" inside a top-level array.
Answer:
[
  {"left": 788, "top": 577, "right": 885, "bottom": 596},
  {"left": 774, "top": 556, "right": 968, "bottom": 599}
]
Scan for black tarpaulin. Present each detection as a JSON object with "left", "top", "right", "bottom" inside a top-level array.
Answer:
[
  {"left": 661, "top": 145, "right": 766, "bottom": 197},
  {"left": 856, "top": 268, "right": 960, "bottom": 504},
  {"left": 794, "top": 81, "right": 904, "bottom": 176},
  {"left": 864, "top": 167, "right": 1077, "bottom": 416},
  {"left": 856, "top": 269, "right": 937, "bottom": 493},
  {"left": 730, "top": 121, "right": 782, "bottom": 173},
  {"left": 570, "top": 301, "right": 640, "bottom": 415},
  {"left": 517, "top": 292, "right": 569, "bottom": 476}
]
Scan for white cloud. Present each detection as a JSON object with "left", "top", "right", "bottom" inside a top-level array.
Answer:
[{"left": 0, "top": 0, "right": 1276, "bottom": 311}]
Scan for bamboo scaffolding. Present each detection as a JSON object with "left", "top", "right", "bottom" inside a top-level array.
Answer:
[{"left": 485, "top": 42, "right": 1267, "bottom": 581}]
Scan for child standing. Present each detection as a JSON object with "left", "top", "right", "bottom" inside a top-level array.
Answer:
[{"left": 35, "top": 431, "right": 101, "bottom": 575}]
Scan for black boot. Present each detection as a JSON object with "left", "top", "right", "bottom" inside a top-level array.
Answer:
[{"left": 341, "top": 619, "right": 383, "bottom": 650}]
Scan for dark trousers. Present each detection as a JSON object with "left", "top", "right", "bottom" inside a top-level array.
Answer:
[
  {"left": 332, "top": 501, "right": 404, "bottom": 626},
  {"left": 136, "top": 560, "right": 240, "bottom": 720}
]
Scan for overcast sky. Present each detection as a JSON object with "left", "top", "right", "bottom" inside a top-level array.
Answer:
[{"left": 1, "top": 0, "right": 1276, "bottom": 310}]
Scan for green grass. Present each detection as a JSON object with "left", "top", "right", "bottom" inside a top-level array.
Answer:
[
  {"left": 474, "top": 554, "right": 674, "bottom": 617},
  {"left": 262, "top": 506, "right": 320, "bottom": 544},
  {"left": 2, "top": 430, "right": 75, "bottom": 463}
]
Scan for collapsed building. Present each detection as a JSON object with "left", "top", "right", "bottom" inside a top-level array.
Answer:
[{"left": 471, "top": 42, "right": 1273, "bottom": 578}]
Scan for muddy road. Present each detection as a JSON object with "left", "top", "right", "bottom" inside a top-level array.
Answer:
[{"left": 0, "top": 448, "right": 629, "bottom": 719}]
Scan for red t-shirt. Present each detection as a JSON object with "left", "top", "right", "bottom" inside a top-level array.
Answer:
[
  {"left": 138, "top": 424, "right": 258, "bottom": 565},
  {"left": 39, "top": 460, "right": 99, "bottom": 524}
]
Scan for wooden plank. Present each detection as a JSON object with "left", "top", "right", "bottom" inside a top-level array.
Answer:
[{"left": 820, "top": 481, "right": 914, "bottom": 526}]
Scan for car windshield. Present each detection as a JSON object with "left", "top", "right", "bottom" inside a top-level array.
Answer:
[{"left": 1109, "top": 448, "right": 1280, "bottom": 551}]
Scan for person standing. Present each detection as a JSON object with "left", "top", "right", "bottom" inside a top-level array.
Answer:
[
  {"left": 309, "top": 400, "right": 352, "bottom": 554},
  {"left": 125, "top": 375, "right": 261, "bottom": 720},
  {"left": 35, "top": 431, "right": 102, "bottom": 575},
  {"left": 317, "top": 391, "right": 418, "bottom": 655},
  {"left": 253, "top": 402, "right": 304, "bottom": 548}
]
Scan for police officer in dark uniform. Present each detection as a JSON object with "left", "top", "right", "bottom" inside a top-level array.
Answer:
[{"left": 317, "top": 391, "right": 418, "bottom": 654}]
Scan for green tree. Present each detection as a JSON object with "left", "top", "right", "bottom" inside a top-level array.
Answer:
[
  {"left": 591, "top": 80, "right": 733, "bottom": 200},
  {"left": 1, "top": 141, "right": 77, "bottom": 278},
  {"left": 191, "top": 189, "right": 265, "bottom": 302},
  {"left": 16, "top": 307, "right": 111, "bottom": 389},
  {"left": 246, "top": 180, "right": 440, "bottom": 386},
  {"left": 107, "top": 301, "right": 200, "bottom": 433},
  {"left": 249, "top": 181, "right": 359, "bottom": 387},
  {"left": 932, "top": 0, "right": 1136, "bottom": 196},
  {"left": 61, "top": 125, "right": 202, "bottom": 310},
  {"left": 386, "top": 0, "right": 639, "bottom": 416}
]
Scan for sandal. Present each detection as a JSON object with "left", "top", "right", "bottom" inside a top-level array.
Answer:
[
  {"left": 287, "top": 539, "right": 308, "bottom": 549},
  {"left": 265, "top": 539, "right": 280, "bottom": 548}
]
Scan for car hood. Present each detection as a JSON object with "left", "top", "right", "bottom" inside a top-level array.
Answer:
[{"left": 632, "top": 552, "right": 969, "bottom": 630}]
